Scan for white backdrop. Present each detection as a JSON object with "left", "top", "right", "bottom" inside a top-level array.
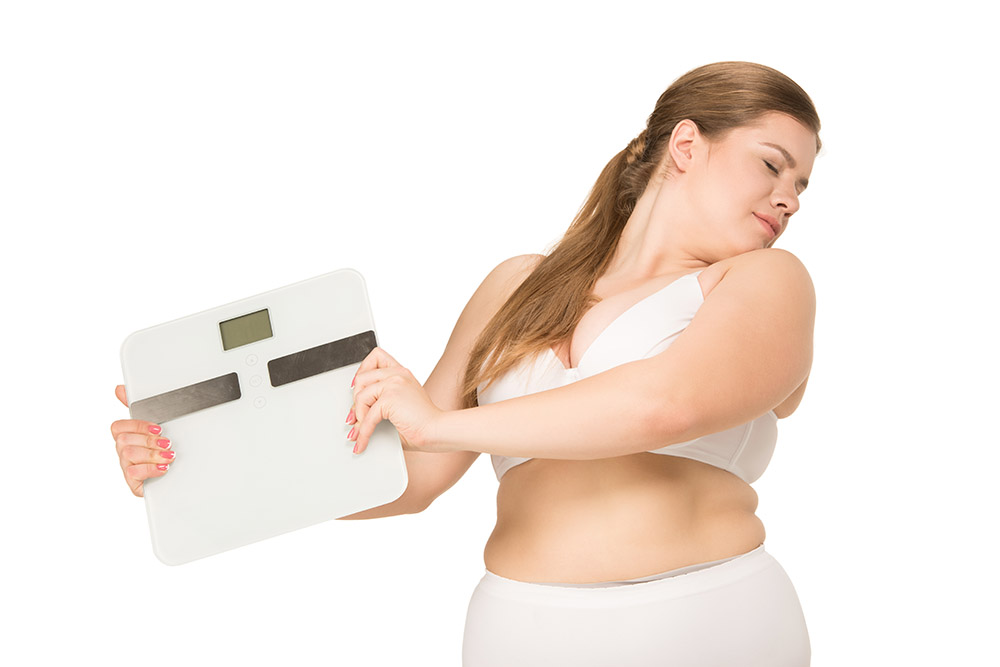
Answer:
[{"left": 2, "top": 1, "right": 996, "bottom": 664}]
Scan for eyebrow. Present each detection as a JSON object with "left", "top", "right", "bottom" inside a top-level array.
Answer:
[{"left": 760, "top": 142, "right": 809, "bottom": 191}]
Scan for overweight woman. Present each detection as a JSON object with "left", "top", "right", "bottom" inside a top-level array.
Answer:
[{"left": 113, "top": 62, "right": 819, "bottom": 666}]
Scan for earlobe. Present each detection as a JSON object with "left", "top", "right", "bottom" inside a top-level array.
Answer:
[{"left": 668, "top": 119, "right": 699, "bottom": 173}]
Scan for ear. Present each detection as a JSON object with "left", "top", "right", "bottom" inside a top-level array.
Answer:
[{"left": 667, "top": 119, "right": 700, "bottom": 173}]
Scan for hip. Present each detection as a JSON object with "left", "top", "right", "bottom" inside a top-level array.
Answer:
[{"left": 464, "top": 543, "right": 810, "bottom": 666}]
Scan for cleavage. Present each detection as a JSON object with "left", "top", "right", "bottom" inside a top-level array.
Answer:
[{"left": 554, "top": 272, "right": 692, "bottom": 370}]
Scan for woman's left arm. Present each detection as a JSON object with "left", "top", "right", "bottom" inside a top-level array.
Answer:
[{"left": 351, "top": 249, "right": 814, "bottom": 459}]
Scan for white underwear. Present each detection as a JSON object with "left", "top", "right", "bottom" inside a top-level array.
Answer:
[{"left": 462, "top": 543, "right": 810, "bottom": 666}]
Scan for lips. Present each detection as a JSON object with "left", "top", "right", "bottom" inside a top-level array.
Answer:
[{"left": 754, "top": 213, "right": 780, "bottom": 237}]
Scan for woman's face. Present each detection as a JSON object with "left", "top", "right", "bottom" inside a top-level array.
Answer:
[{"left": 686, "top": 112, "right": 817, "bottom": 257}]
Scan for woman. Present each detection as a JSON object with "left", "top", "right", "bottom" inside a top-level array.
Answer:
[{"left": 113, "top": 61, "right": 818, "bottom": 665}]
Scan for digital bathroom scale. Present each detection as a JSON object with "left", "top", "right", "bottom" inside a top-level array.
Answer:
[{"left": 120, "top": 268, "right": 408, "bottom": 565}]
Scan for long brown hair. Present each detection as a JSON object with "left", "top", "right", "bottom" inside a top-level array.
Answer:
[{"left": 460, "top": 62, "right": 821, "bottom": 408}]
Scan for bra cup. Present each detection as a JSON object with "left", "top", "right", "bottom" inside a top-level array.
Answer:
[
  {"left": 733, "top": 411, "right": 778, "bottom": 484},
  {"left": 651, "top": 411, "right": 778, "bottom": 484},
  {"left": 476, "top": 270, "right": 778, "bottom": 484}
]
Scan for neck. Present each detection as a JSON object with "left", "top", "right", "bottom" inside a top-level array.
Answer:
[{"left": 605, "top": 177, "right": 709, "bottom": 282}]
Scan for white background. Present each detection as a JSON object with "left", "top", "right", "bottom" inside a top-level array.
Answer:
[{"left": 2, "top": 1, "right": 996, "bottom": 664}]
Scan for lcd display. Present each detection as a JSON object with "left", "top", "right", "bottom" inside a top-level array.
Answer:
[{"left": 219, "top": 309, "right": 273, "bottom": 350}]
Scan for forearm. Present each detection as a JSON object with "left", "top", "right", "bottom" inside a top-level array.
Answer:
[
  {"left": 433, "top": 360, "right": 683, "bottom": 460},
  {"left": 337, "top": 495, "right": 422, "bottom": 520}
]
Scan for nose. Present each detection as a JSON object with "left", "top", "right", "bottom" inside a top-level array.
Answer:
[{"left": 772, "top": 182, "right": 800, "bottom": 220}]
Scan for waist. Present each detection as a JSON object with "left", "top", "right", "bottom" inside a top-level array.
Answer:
[{"left": 484, "top": 453, "right": 766, "bottom": 584}]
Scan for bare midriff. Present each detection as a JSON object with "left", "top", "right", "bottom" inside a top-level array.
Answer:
[{"left": 483, "top": 453, "right": 766, "bottom": 584}]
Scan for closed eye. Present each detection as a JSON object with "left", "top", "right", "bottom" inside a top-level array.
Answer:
[{"left": 764, "top": 160, "right": 779, "bottom": 175}]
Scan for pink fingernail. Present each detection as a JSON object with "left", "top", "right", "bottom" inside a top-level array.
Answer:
[
  {"left": 347, "top": 427, "right": 357, "bottom": 440},
  {"left": 160, "top": 450, "right": 175, "bottom": 460},
  {"left": 156, "top": 464, "right": 169, "bottom": 471},
  {"left": 157, "top": 438, "right": 171, "bottom": 449},
  {"left": 149, "top": 425, "right": 162, "bottom": 435},
  {"left": 351, "top": 375, "right": 356, "bottom": 387},
  {"left": 353, "top": 443, "right": 361, "bottom": 454},
  {"left": 346, "top": 409, "right": 355, "bottom": 424}
]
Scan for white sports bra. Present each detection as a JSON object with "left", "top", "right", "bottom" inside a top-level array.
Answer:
[{"left": 476, "top": 270, "right": 778, "bottom": 483}]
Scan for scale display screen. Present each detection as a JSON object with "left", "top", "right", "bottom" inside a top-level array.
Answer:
[{"left": 219, "top": 309, "right": 273, "bottom": 351}]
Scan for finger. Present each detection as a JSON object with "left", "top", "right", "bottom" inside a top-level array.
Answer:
[
  {"left": 351, "top": 370, "right": 410, "bottom": 433},
  {"left": 350, "top": 374, "right": 395, "bottom": 454},
  {"left": 351, "top": 393, "right": 386, "bottom": 455},
  {"left": 115, "top": 384, "right": 128, "bottom": 407},
  {"left": 111, "top": 419, "right": 163, "bottom": 440},
  {"left": 349, "top": 380, "right": 377, "bottom": 450},
  {"left": 352, "top": 347, "right": 400, "bottom": 384},
  {"left": 118, "top": 431, "right": 175, "bottom": 497},
  {"left": 351, "top": 367, "right": 403, "bottom": 425},
  {"left": 124, "top": 462, "right": 170, "bottom": 497},
  {"left": 116, "top": 432, "right": 176, "bottom": 467}
]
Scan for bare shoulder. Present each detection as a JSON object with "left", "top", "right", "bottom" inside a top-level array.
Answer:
[
  {"left": 475, "top": 253, "right": 546, "bottom": 307},
  {"left": 734, "top": 248, "right": 812, "bottom": 280},
  {"left": 454, "top": 253, "right": 545, "bottom": 326},
  {"left": 702, "top": 248, "right": 814, "bottom": 309},
  {"left": 428, "top": 253, "right": 544, "bottom": 397},
  {"left": 449, "top": 253, "right": 545, "bottom": 341}
]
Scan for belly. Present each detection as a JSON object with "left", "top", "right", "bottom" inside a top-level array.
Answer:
[{"left": 483, "top": 453, "right": 766, "bottom": 584}]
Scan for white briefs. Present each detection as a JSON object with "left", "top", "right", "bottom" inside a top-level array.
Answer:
[{"left": 462, "top": 543, "right": 811, "bottom": 666}]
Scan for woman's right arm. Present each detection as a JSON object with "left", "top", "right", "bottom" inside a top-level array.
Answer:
[
  {"left": 339, "top": 253, "right": 544, "bottom": 518},
  {"left": 111, "top": 254, "right": 545, "bottom": 517}
]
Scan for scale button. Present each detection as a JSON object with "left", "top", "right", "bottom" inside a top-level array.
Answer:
[
  {"left": 246, "top": 354, "right": 259, "bottom": 366},
  {"left": 250, "top": 375, "right": 263, "bottom": 387},
  {"left": 254, "top": 397, "right": 266, "bottom": 409}
]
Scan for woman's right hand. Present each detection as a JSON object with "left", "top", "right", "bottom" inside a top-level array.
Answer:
[{"left": 112, "top": 385, "right": 174, "bottom": 497}]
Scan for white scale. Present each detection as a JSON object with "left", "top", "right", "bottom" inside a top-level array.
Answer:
[{"left": 120, "top": 269, "right": 407, "bottom": 565}]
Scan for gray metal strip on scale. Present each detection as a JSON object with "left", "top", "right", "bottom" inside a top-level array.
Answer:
[
  {"left": 268, "top": 330, "right": 377, "bottom": 387},
  {"left": 129, "top": 373, "right": 242, "bottom": 424}
]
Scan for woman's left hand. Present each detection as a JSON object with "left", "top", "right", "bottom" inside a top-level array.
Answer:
[{"left": 347, "top": 346, "right": 445, "bottom": 455}]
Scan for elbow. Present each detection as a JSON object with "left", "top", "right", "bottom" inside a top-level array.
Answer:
[
  {"left": 392, "top": 485, "right": 432, "bottom": 515},
  {"left": 408, "top": 494, "right": 433, "bottom": 514},
  {"left": 336, "top": 487, "right": 431, "bottom": 519},
  {"left": 405, "top": 481, "right": 438, "bottom": 514}
]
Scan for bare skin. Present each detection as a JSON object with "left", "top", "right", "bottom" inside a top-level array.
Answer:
[{"left": 483, "top": 255, "right": 805, "bottom": 583}]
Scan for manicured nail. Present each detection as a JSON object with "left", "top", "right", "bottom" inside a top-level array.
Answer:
[
  {"left": 149, "top": 425, "right": 162, "bottom": 435},
  {"left": 353, "top": 443, "right": 361, "bottom": 454},
  {"left": 156, "top": 438, "right": 171, "bottom": 449},
  {"left": 346, "top": 408, "right": 355, "bottom": 424},
  {"left": 156, "top": 464, "right": 169, "bottom": 471},
  {"left": 351, "top": 375, "right": 356, "bottom": 387},
  {"left": 160, "top": 450, "right": 175, "bottom": 460},
  {"left": 347, "top": 427, "right": 357, "bottom": 440}
]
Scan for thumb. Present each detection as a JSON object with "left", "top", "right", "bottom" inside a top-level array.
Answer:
[{"left": 115, "top": 384, "right": 129, "bottom": 407}]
